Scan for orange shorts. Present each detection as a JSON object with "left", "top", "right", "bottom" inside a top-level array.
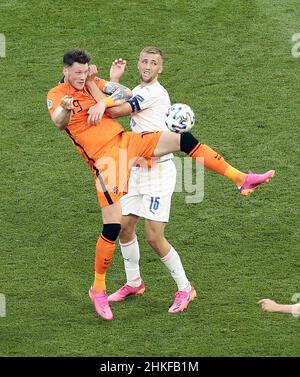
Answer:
[{"left": 94, "top": 131, "right": 162, "bottom": 208}]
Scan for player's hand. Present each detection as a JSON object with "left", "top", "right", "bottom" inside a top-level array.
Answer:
[
  {"left": 110, "top": 58, "right": 127, "bottom": 82},
  {"left": 88, "top": 101, "right": 106, "bottom": 125},
  {"left": 60, "top": 96, "right": 74, "bottom": 110},
  {"left": 87, "top": 64, "right": 98, "bottom": 82},
  {"left": 258, "top": 299, "right": 278, "bottom": 312}
]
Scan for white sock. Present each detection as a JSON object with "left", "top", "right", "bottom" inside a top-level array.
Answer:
[
  {"left": 120, "top": 238, "right": 142, "bottom": 288},
  {"left": 160, "top": 246, "right": 191, "bottom": 292}
]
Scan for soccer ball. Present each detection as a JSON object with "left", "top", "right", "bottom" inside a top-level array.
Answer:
[{"left": 165, "top": 103, "right": 195, "bottom": 133}]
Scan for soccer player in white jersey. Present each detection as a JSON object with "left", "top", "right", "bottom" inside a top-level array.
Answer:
[{"left": 105, "top": 47, "right": 196, "bottom": 313}]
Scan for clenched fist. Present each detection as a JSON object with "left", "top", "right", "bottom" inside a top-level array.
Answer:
[{"left": 60, "top": 95, "right": 74, "bottom": 110}]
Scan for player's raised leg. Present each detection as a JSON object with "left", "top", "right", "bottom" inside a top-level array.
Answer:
[
  {"left": 153, "top": 131, "right": 275, "bottom": 195},
  {"left": 89, "top": 201, "right": 122, "bottom": 320}
]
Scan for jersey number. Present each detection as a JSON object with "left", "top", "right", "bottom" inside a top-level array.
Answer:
[
  {"left": 72, "top": 100, "right": 83, "bottom": 114},
  {"left": 149, "top": 196, "right": 160, "bottom": 213}
]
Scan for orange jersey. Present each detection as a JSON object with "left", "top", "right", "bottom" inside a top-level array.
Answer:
[
  {"left": 47, "top": 79, "right": 162, "bottom": 208},
  {"left": 47, "top": 78, "right": 124, "bottom": 169}
]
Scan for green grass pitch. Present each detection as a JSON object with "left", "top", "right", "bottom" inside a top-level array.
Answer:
[{"left": 0, "top": 0, "right": 299, "bottom": 356}]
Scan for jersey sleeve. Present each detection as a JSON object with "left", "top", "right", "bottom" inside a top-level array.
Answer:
[
  {"left": 47, "top": 87, "right": 65, "bottom": 115},
  {"left": 94, "top": 77, "right": 108, "bottom": 92},
  {"left": 127, "top": 86, "right": 157, "bottom": 113}
]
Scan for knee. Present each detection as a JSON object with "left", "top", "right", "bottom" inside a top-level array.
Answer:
[
  {"left": 180, "top": 132, "right": 199, "bottom": 154},
  {"left": 119, "top": 225, "right": 136, "bottom": 244},
  {"left": 146, "top": 231, "right": 163, "bottom": 251},
  {"left": 102, "top": 223, "right": 121, "bottom": 242}
]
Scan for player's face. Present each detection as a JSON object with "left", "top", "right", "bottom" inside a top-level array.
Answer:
[
  {"left": 138, "top": 53, "right": 163, "bottom": 85},
  {"left": 63, "top": 62, "right": 89, "bottom": 90}
]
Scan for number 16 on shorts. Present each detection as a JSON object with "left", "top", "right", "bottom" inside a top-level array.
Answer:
[{"left": 149, "top": 196, "right": 160, "bottom": 214}]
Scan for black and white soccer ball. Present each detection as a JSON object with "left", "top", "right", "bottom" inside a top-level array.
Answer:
[{"left": 165, "top": 103, "right": 195, "bottom": 133}]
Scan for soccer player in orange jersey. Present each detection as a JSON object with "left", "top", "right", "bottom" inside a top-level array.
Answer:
[{"left": 47, "top": 48, "right": 275, "bottom": 321}]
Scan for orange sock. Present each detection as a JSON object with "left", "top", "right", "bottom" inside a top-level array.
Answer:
[
  {"left": 223, "top": 166, "right": 246, "bottom": 187},
  {"left": 189, "top": 143, "right": 246, "bottom": 186},
  {"left": 93, "top": 235, "right": 116, "bottom": 293},
  {"left": 93, "top": 271, "right": 106, "bottom": 293}
]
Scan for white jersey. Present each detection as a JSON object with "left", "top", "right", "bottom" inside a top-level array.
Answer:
[
  {"left": 129, "top": 81, "right": 173, "bottom": 162},
  {"left": 121, "top": 80, "right": 177, "bottom": 222}
]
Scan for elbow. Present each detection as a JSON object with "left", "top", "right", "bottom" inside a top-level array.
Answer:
[{"left": 54, "top": 121, "right": 67, "bottom": 130}]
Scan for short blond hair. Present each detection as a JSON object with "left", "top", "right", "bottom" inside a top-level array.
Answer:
[{"left": 139, "top": 47, "right": 164, "bottom": 62}]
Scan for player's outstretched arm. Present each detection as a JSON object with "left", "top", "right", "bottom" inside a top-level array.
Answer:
[
  {"left": 258, "top": 299, "right": 300, "bottom": 314},
  {"left": 100, "top": 58, "right": 132, "bottom": 118},
  {"left": 109, "top": 58, "right": 127, "bottom": 83},
  {"left": 51, "top": 95, "right": 73, "bottom": 130}
]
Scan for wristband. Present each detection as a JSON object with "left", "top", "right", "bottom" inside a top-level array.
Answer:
[{"left": 102, "top": 97, "right": 116, "bottom": 108}]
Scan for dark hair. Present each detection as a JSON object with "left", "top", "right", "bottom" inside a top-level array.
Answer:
[{"left": 63, "top": 49, "right": 91, "bottom": 67}]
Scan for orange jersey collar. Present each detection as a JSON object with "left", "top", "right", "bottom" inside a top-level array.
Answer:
[{"left": 58, "top": 82, "right": 90, "bottom": 96}]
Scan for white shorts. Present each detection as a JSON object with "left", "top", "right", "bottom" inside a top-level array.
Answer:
[{"left": 121, "top": 159, "right": 177, "bottom": 222}]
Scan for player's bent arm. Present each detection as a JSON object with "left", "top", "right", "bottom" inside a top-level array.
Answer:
[
  {"left": 86, "top": 80, "right": 132, "bottom": 105},
  {"left": 108, "top": 86, "right": 132, "bottom": 105},
  {"left": 87, "top": 95, "right": 131, "bottom": 125},
  {"left": 103, "top": 81, "right": 131, "bottom": 96},
  {"left": 105, "top": 102, "right": 132, "bottom": 118},
  {"left": 87, "top": 83, "right": 132, "bottom": 124},
  {"left": 86, "top": 80, "right": 107, "bottom": 102},
  {"left": 51, "top": 106, "right": 72, "bottom": 130},
  {"left": 51, "top": 96, "right": 73, "bottom": 130}
]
